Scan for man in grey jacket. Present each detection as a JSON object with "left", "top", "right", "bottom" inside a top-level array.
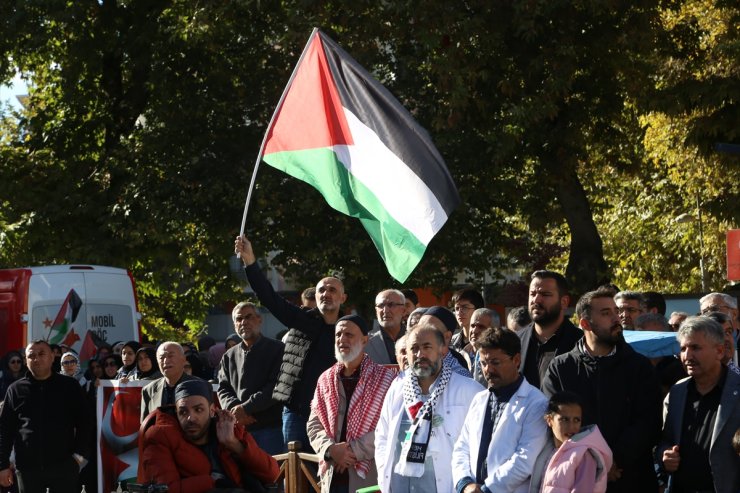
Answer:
[{"left": 660, "top": 316, "right": 740, "bottom": 493}]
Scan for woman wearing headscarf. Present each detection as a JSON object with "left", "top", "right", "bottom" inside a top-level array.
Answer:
[
  {"left": 115, "top": 340, "right": 142, "bottom": 380},
  {"left": 101, "top": 354, "right": 123, "bottom": 380},
  {"left": 60, "top": 351, "right": 91, "bottom": 389},
  {"left": 0, "top": 350, "right": 26, "bottom": 400},
  {"left": 133, "top": 347, "right": 162, "bottom": 381}
]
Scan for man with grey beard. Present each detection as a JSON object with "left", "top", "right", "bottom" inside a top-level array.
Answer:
[
  {"left": 308, "top": 315, "right": 397, "bottom": 493},
  {"left": 375, "top": 324, "right": 483, "bottom": 493}
]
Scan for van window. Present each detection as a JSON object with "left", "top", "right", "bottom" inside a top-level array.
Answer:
[{"left": 32, "top": 304, "right": 135, "bottom": 349}]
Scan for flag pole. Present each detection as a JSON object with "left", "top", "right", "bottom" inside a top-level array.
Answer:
[{"left": 239, "top": 27, "right": 321, "bottom": 237}]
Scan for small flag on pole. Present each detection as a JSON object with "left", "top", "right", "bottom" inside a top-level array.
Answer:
[
  {"left": 48, "top": 289, "right": 83, "bottom": 345},
  {"left": 260, "top": 29, "right": 459, "bottom": 282}
]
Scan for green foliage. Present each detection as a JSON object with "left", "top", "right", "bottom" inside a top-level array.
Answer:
[{"left": 1, "top": 0, "right": 737, "bottom": 340}]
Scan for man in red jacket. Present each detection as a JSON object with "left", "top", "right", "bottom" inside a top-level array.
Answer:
[{"left": 138, "top": 379, "right": 279, "bottom": 493}]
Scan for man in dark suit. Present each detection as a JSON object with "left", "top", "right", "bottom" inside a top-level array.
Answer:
[
  {"left": 518, "top": 270, "right": 582, "bottom": 389},
  {"left": 660, "top": 316, "right": 740, "bottom": 493}
]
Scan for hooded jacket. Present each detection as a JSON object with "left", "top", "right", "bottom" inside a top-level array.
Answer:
[
  {"left": 539, "top": 424, "right": 612, "bottom": 493},
  {"left": 541, "top": 339, "right": 661, "bottom": 492}
]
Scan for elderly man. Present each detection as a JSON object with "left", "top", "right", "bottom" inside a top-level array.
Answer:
[
  {"left": 141, "top": 341, "right": 200, "bottom": 421},
  {"left": 519, "top": 270, "right": 582, "bottom": 389},
  {"left": 366, "top": 289, "right": 407, "bottom": 364},
  {"left": 138, "top": 379, "right": 279, "bottom": 493},
  {"left": 0, "top": 340, "right": 92, "bottom": 493},
  {"left": 218, "top": 301, "right": 285, "bottom": 455},
  {"left": 375, "top": 324, "right": 483, "bottom": 493},
  {"left": 700, "top": 292, "right": 739, "bottom": 364},
  {"left": 236, "top": 235, "right": 345, "bottom": 451},
  {"left": 452, "top": 328, "right": 548, "bottom": 493},
  {"left": 308, "top": 315, "right": 397, "bottom": 493},
  {"left": 543, "top": 288, "right": 662, "bottom": 492},
  {"left": 660, "top": 316, "right": 740, "bottom": 493},
  {"left": 704, "top": 311, "right": 740, "bottom": 374}
]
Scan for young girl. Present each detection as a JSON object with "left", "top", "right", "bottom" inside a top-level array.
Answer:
[{"left": 530, "top": 391, "right": 612, "bottom": 493}]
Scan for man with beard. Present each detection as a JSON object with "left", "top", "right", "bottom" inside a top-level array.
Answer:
[
  {"left": 138, "top": 379, "right": 279, "bottom": 492},
  {"left": 366, "top": 289, "right": 407, "bottom": 364},
  {"left": 235, "top": 235, "right": 346, "bottom": 452},
  {"left": 452, "top": 327, "right": 548, "bottom": 493},
  {"left": 518, "top": 270, "right": 582, "bottom": 389},
  {"left": 307, "top": 315, "right": 397, "bottom": 493},
  {"left": 659, "top": 316, "right": 740, "bottom": 493},
  {"left": 542, "top": 288, "right": 662, "bottom": 492},
  {"left": 218, "top": 302, "right": 285, "bottom": 455},
  {"left": 375, "top": 324, "right": 483, "bottom": 493}
]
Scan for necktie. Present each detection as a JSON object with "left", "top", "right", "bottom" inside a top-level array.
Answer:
[{"left": 475, "top": 390, "right": 495, "bottom": 483}]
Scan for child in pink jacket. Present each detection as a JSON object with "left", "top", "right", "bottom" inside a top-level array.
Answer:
[{"left": 529, "top": 391, "right": 613, "bottom": 493}]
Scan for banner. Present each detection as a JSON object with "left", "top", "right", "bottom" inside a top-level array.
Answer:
[{"left": 728, "top": 229, "right": 740, "bottom": 281}]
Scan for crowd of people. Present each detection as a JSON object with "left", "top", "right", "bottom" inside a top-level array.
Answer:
[{"left": 0, "top": 234, "right": 737, "bottom": 493}]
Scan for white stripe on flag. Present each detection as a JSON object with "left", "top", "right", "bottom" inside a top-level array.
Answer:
[{"left": 334, "top": 108, "right": 449, "bottom": 246}]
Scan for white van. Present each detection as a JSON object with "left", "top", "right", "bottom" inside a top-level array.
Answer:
[{"left": 0, "top": 265, "right": 141, "bottom": 356}]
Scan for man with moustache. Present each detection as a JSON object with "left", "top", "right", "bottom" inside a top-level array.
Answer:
[
  {"left": 659, "top": 316, "right": 740, "bottom": 493},
  {"left": 366, "top": 289, "right": 407, "bottom": 364},
  {"left": 518, "top": 270, "right": 582, "bottom": 389},
  {"left": 452, "top": 328, "right": 548, "bottom": 493},
  {"left": 542, "top": 288, "right": 662, "bottom": 492},
  {"left": 218, "top": 302, "right": 285, "bottom": 455},
  {"left": 465, "top": 308, "right": 500, "bottom": 387},
  {"left": 614, "top": 291, "right": 646, "bottom": 330},
  {"left": 700, "top": 292, "right": 739, "bottom": 365},
  {"left": 307, "top": 315, "right": 396, "bottom": 493},
  {"left": 375, "top": 324, "right": 483, "bottom": 493},
  {"left": 235, "top": 235, "right": 346, "bottom": 451},
  {"left": 138, "top": 379, "right": 279, "bottom": 492}
]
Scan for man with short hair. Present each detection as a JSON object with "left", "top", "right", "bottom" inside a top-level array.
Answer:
[
  {"left": 366, "top": 289, "right": 406, "bottom": 364},
  {"left": 0, "top": 340, "right": 92, "bottom": 493},
  {"left": 395, "top": 335, "right": 409, "bottom": 372},
  {"left": 141, "top": 341, "right": 201, "bottom": 421},
  {"left": 375, "top": 324, "right": 484, "bottom": 493},
  {"left": 668, "top": 311, "right": 689, "bottom": 332},
  {"left": 419, "top": 306, "right": 472, "bottom": 376},
  {"left": 700, "top": 293, "right": 739, "bottom": 365},
  {"left": 704, "top": 311, "right": 739, "bottom": 374},
  {"left": 452, "top": 328, "right": 548, "bottom": 493},
  {"left": 235, "top": 235, "right": 345, "bottom": 451},
  {"left": 301, "top": 287, "right": 317, "bottom": 309},
  {"left": 138, "top": 379, "right": 279, "bottom": 492},
  {"left": 218, "top": 302, "right": 285, "bottom": 455},
  {"left": 450, "top": 288, "right": 485, "bottom": 353},
  {"left": 614, "top": 291, "right": 646, "bottom": 330},
  {"left": 643, "top": 291, "right": 666, "bottom": 316},
  {"left": 308, "top": 315, "right": 397, "bottom": 493},
  {"left": 542, "top": 288, "right": 662, "bottom": 492},
  {"left": 466, "top": 308, "right": 500, "bottom": 387},
  {"left": 660, "top": 316, "right": 740, "bottom": 493},
  {"left": 518, "top": 270, "right": 582, "bottom": 389},
  {"left": 506, "top": 306, "right": 531, "bottom": 332},
  {"left": 401, "top": 289, "right": 419, "bottom": 327}
]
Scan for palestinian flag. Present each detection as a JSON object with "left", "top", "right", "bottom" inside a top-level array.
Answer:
[
  {"left": 261, "top": 29, "right": 459, "bottom": 282},
  {"left": 48, "top": 289, "right": 83, "bottom": 345}
]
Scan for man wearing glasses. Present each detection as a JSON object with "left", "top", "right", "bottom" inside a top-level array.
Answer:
[
  {"left": 614, "top": 291, "right": 647, "bottom": 330},
  {"left": 450, "top": 289, "right": 485, "bottom": 354},
  {"left": 366, "top": 289, "right": 406, "bottom": 365},
  {"left": 700, "top": 292, "right": 739, "bottom": 368}
]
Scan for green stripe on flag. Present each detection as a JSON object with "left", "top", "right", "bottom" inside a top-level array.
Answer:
[{"left": 264, "top": 148, "right": 427, "bottom": 282}]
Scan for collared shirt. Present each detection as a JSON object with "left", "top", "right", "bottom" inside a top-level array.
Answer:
[{"left": 674, "top": 367, "right": 727, "bottom": 492}]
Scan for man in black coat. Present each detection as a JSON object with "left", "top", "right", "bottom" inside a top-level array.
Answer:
[
  {"left": 542, "top": 287, "right": 662, "bottom": 493},
  {"left": 518, "top": 270, "right": 582, "bottom": 389},
  {"left": 0, "top": 340, "right": 93, "bottom": 493}
]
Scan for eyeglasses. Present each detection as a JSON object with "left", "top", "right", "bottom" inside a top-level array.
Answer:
[
  {"left": 61, "top": 360, "right": 78, "bottom": 366},
  {"left": 454, "top": 305, "right": 475, "bottom": 313},
  {"left": 375, "top": 302, "right": 404, "bottom": 309},
  {"left": 9, "top": 359, "right": 21, "bottom": 365}
]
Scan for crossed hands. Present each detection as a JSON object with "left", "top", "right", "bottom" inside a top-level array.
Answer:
[{"left": 328, "top": 442, "right": 357, "bottom": 473}]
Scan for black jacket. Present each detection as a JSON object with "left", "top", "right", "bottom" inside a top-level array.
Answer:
[
  {"left": 518, "top": 317, "right": 583, "bottom": 388},
  {"left": 217, "top": 335, "right": 285, "bottom": 429},
  {"left": 542, "top": 339, "right": 662, "bottom": 492},
  {"left": 245, "top": 263, "right": 336, "bottom": 418},
  {"left": 0, "top": 372, "right": 92, "bottom": 470}
]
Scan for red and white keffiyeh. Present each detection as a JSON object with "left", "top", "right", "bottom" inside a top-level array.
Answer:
[{"left": 312, "top": 355, "right": 397, "bottom": 478}]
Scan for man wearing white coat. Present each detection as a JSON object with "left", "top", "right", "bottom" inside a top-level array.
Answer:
[
  {"left": 375, "top": 323, "right": 483, "bottom": 493},
  {"left": 452, "top": 327, "right": 549, "bottom": 493}
]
